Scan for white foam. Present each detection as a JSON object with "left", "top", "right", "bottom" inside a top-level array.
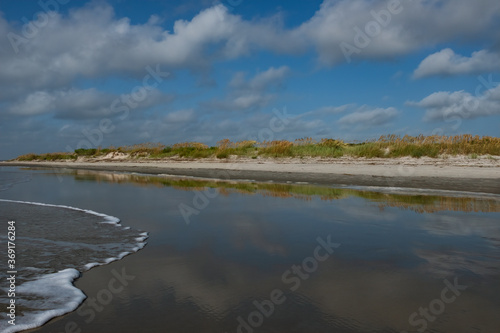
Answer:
[
  {"left": 82, "top": 235, "right": 148, "bottom": 271},
  {"left": 83, "top": 262, "right": 100, "bottom": 270},
  {"left": 82, "top": 245, "right": 145, "bottom": 270},
  {"left": 3, "top": 269, "right": 85, "bottom": 333},
  {"left": 135, "top": 232, "right": 149, "bottom": 242},
  {"left": 132, "top": 242, "right": 147, "bottom": 251},
  {"left": 89, "top": 251, "right": 133, "bottom": 267},
  {"left": 104, "top": 257, "right": 118, "bottom": 264},
  {"left": 103, "top": 251, "right": 133, "bottom": 264},
  {"left": 0, "top": 199, "right": 122, "bottom": 226},
  {"left": 0, "top": 199, "right": 149, "bottom": 333},
  {"left": 118, "top": 251, "right": 130, "bottom": 259}
]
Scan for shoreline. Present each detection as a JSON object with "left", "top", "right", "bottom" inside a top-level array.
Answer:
[
  {"left": 1, "top": 157, "right": 499, "bottom": 194},
  {"left": 0, "top": 199, "right": 148, "bottom": 333}
]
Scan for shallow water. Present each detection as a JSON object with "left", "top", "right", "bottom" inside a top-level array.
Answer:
[
  {"left": 1, "top": 167, "right": 500, "bottom": 333},
  {"left": 0, "top": 169, "right": 147, "bottom": 333}
]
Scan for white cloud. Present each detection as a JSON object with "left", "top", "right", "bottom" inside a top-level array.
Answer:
[
  {"left": 408, "top": 85, "right": 500, "bottom": 121},
  {"left": 248, "top": 66, "right": 291, "bottom": 90},
  {"left": 414, "top": 48, "right": 500, "bottom": 78},
  {"left": 8, "top": 88, "right": 167, "bottom": 119},
  {"left": 206, "top": 66, "right": 290, "bottom": 111},
  {"left": 9, "top": 91, "right": 56, "bottom": 116},
  {"left": 0, "top": 3, "right": 294, "bottom": 93},
  {"left": 0, "top": 4, "right": 236, "bottom": 98},
  {"left": 299, "top": 104, "right": 352, "bottom": 118},
  {"left": 231, "top": 94, "right": 272, "bottom": 110},
  {"left": 229, "top": 66, "right": 291, "bottom": 90},
  {"left": 207, "top": 93, "right": 272, "bottom": 112},
  {"left": 1, "top": 0, "right": 498, "bottom": 96},
  {"left": 164, "top": 109, "right": 195, "bottom": 123},
  {"left": 0, "top": 0, "right": 498, "bottom": 99},
  {"left": 338, "top": 106, "right": 398, "bottom": 127},
  {"left": 7, "top": 89, "right": 111, "bottom": 117},
  {"left": 297, "top": 0, "right": 500, "bottom": 65}
]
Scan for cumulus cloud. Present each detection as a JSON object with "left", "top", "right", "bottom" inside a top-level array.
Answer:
[
  {"left": 7, "top": 88, "right": 168, "bottom": 120},
  {"left": 0, "top": 3, "right": 293, "bottom": 91},
  {"left": 298, "top": 105, "right": 352, "bottom": 118},
  {"left": 414, "top": 48, "right": 500, "bottom": 78},
  {"left": 407, "top": 85, "right": 500, "bottom": 121},
  {"left": 230, "top": 66, "right": 291, "bottom": 91},
  {"left": 1, "top": 0, "right": 498, "bottom": 94},
  {"left": 8, "top": 91, "right": 57, "bottom": 116},
  {"left": 164, "top": 109, "right": 195, "bottom": 123},
  {"left": 338, "top": 106, "right": 398, "bottom": 127},
  {"left": 205, "top": 66, "right": 290, "bottom": 111},
  {"left": 0, "top": 0, "right": 498, "bottom": 97},
  {"left": 8, "top": 89, "right": 112, "bottom": 117},
  {"left": 297, "top": 0, "right": 500, "bottom": 65}
]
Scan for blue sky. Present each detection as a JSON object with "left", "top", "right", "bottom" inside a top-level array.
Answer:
[{"left": 0, "top": 0, "right": 499, "bottom": 159}]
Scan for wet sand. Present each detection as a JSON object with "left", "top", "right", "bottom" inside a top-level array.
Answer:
[{"left": 2, "top": 158, "right": 499, "bottom": 194}]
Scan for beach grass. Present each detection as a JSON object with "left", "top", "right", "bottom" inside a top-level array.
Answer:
[
  {"left": 17, "top": 152, "right": 77, "bottom": 161},
  {"left": 13, "top": 134, "right": 500, "bottom": 161}
]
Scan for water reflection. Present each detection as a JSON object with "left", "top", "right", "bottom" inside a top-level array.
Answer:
[
  {"left": 61, "top": 168, "right": 500, "bottom": 214},
  {"left": 5, "top": 167, "right": 499, "bottom": 333}
]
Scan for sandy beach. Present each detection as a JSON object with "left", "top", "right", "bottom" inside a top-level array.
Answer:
[{"left": 2, "top": 155, "right": 499, "bottom": 194}]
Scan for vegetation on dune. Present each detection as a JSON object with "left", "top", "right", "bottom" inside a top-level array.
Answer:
[
  {"left": 12, "top": 134, "right": 500, "bottom": 161},
  {"left": 375, "top": 134, "right": 500, "bottom": 158},
  {"left": 17, "top": 152, "right": 77, "bottom": 161}
]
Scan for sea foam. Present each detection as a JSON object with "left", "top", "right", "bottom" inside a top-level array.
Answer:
[{"left": 0, "top": 199, "right": 148, "bottom": 333}]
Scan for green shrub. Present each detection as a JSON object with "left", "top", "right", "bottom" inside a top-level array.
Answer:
[
  {"left": 36, "top": 153, "right": 77, "bottom": 161},
  {"left": 318, "top": 138, "right": 347, "bottom": 149},
  {"left": 216, "top": 151, "right": 229, "bottom": 159},
  {"left": 75, "top": 148, "right": 97, "bottom": 156},
  {"left": 17, "top": 153, "right": 39, "bottom": 161},
  {"left": 347, "top": 143, "right": 385, "bottom": 158}
]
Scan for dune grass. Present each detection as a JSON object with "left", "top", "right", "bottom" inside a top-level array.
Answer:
[
  {"left": 13, "top": 134, "right": 500, "bottom": 161},
  {"left": 17, "top": 152, "right": 77, "bottom": 161}
]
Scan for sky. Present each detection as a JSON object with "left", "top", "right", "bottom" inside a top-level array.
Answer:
[{"left": 0, "top": 0, "right": 499, "bottom": 159}]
